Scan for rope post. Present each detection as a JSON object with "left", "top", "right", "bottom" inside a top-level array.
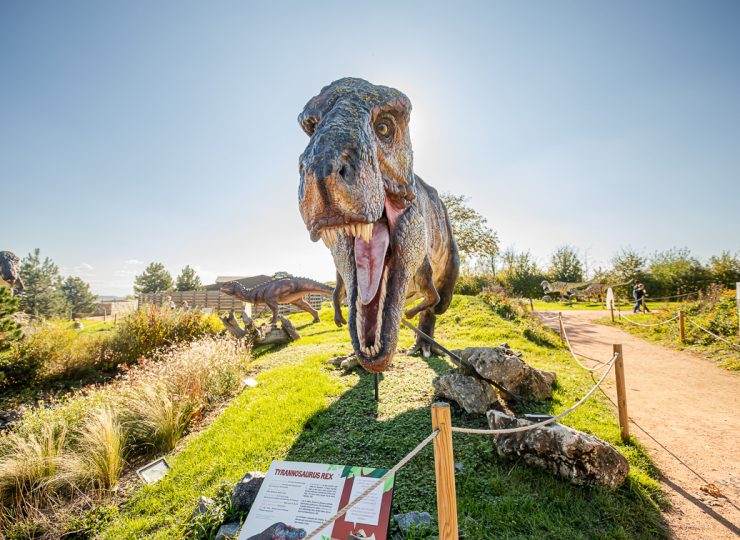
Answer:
[
  {"left": 610, "top": 300, "right": 615, "bottom": 323},
  {"left": 431, "top": 403, "right": 458, "bottom": 540},
  {"left": 529, "top": 298, "right": 534, "bottom": 312},
  {"left": 613, "top": 344, "right": 629, "bottom": 441},
  {"left": 558, "top": 312, "right": 565, "bottom": 342},
  {"left": 679, "top": 310, "right": 686, "bottom": 343}
]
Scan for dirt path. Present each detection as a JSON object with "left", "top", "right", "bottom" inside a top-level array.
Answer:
[{"left": 537, "top": 310, "right": 740, "bottom": 539}]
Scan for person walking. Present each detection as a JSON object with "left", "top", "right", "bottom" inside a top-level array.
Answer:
[{"left": 632, "top": 283, "right": 650, "bottom": 313}]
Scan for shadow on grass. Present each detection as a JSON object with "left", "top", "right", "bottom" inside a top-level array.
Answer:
[{"left": 281, "top": 360, "right": 668, "bottom": 540}]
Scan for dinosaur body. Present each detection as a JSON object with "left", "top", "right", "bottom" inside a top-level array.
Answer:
[
  {"left": 541, "top": 280, "right": 588, "bottom": 300},
  {"left": 569, "top": 282, "right": 631, "bottom": 302},
  {"left": 220, "top": 277, "right": 333, "bottom": 324},
  {"left": 297, "top": 78, "right": 459, "bottom": 373},
  {"left": 0, "top": 251, "right": 23, "bottom": 295}
]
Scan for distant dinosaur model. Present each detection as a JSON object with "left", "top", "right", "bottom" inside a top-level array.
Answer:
[
  {"left": 541, "top": 280, "right": 589, "bottom": 300},
  {"left": 569, "top": 281, "right": 631, "bottom": 302},
  {"left": 0, "top": 251, "right": 24, "bottom": 296},
  {"left": 220, "top": 277, "right": 333, "bottom": 325}
]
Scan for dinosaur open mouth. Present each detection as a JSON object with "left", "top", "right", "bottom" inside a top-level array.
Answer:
[{"left": 319, "top": 212, "right": 396, "bottom": 367}]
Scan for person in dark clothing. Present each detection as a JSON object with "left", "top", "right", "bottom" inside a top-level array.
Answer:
[{"left": 632, "top": 283, "right": 650, "bottom": 313}]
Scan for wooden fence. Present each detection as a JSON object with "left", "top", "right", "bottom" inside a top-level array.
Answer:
[{"left": 138, "top": 291, "right": 331, "bottom": 317}]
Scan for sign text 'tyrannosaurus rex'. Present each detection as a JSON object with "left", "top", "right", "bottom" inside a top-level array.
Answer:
[{"left": 297, "top": 78, "right": 460, "bottom": 373}]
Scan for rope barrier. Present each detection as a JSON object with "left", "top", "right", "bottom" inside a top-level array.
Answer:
[
  {"left": 621, "top": 313, "right": 679, "bottom": 327},
  {"left": 450, "top": 352, "right": 618, "bottom": 435},
  {"left": 685, "top": 317, "right": 740, "bottom": 352},
  {"left": 559, "top": 316, "right": 610, "bottom": 371},
  {"left": 303, "top": 429, "right": 439, "bottom": 539}
]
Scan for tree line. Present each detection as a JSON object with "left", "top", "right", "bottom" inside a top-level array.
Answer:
[{"left": 442, "top": 194, "right": 740, "bottom": 299}]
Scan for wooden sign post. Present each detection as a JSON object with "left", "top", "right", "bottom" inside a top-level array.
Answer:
[{"left": 431, "top": 403, "right": 458, "bottom": 540}]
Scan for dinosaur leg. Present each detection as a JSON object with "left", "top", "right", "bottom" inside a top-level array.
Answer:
[
  {"left": 266, "top": 301, "right": 280, "bottom": 326},
  {"left": 405, "top": 257, "right": 440, "bottom": 319},
  {"left": 292, "top": 298, "right": 320, "bottom": 323},
  {"left": 407, "top": 309, "right": 438, "bottom": 358},
  {"left": 333, "top": 271, "right": 347, "bottom": 327}
]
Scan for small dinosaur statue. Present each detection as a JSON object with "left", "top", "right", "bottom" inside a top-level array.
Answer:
[
  {"left": 0, "top": 251, "right": 24, "bottom": 296},
  {"left": 297, "top": 78, "right": 460, "bottom": 373},
  {"left": 220, "top": 277, "right": 333, "bottom": 325}
]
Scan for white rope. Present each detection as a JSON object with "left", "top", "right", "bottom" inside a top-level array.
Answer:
[
  {"left": 451, "top": 352, "right": 618, "bottom": 435},
  {"left": 685, "top": 317, "right": 740, "bottom": 352},
  {"left": 559, "top": 316, "right": 610, "bottom": 371},
  {"left": 621, "top": 313, "right": 679, "bottom": 327},
  {"left": 303, "top": 429, "right": 439, "bottom": 539}
]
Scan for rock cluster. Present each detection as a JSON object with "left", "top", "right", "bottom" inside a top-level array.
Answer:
[
  {"left": 487, "top": 411, "right": 629, "bottom": 488},
  {"left": 432, "top": 372, "right": 498, "bottom": 414}
]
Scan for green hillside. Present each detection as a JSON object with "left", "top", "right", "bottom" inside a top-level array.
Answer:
[{"left": 100, "top": 296, "right": 666, "bottom": 539}]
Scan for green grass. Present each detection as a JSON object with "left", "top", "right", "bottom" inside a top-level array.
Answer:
[
  {"left": 533, "top": 299, "right": 677, "bottom": 312},
  {"left": 78, "top": 318, "right": 116, "bottom": 336},
  {"left": 99, "top": 296, "right": 667, "bottom": 539},
  {"left": 602, "top": 313, "right": 740, "bottom": 371}
]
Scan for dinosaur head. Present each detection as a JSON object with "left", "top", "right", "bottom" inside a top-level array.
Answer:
[
  {"left": 298, "top": 78, "right": 426, "bottom": 373},
  {"left": 219, "top": 281, "right": 239, "bottom": 296}
]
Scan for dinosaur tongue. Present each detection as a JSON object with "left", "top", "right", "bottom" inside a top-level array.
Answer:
[{"left": 355, "top": 221, "right": 389, "bottom": 305}]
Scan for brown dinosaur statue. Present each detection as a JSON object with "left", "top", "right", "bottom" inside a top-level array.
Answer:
[
  {"left": 219, "top": 277, "right": 333, "bottom": 325},
  {"left": 297, "top": 77, "right": 460, "bottom": 373}
]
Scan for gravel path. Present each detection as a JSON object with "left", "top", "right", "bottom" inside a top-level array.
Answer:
[{"left": 537, "top": 310, "right": 740, "bottom": 539}]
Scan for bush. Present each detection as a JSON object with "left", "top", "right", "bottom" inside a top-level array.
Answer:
[
  {"left": 478, "top": 289, "right": 523, "bottom": 321},
  {"left": 454, "top": 274, "right": 495, "bottom": 295},
  {"left": 105, "top": 305, "right": 223, "bottom": 367}
]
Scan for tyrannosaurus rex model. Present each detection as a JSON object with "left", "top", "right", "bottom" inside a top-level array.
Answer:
[
  {"left": 220, "top": 278, "right": 333, "bottom": 325},
  {"left": 297, "top": 77, "right": 460, "bottom": 373}
]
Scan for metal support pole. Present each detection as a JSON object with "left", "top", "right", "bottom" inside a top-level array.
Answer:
[
  {"left": 431, "top": 403, "right": 459, "bottom": 540},
  {"left": 613, "top": 344, "right": 629, "bottom": 441},
  {"left": 374, "top": 373, "right": 379, "bottom": 401}
]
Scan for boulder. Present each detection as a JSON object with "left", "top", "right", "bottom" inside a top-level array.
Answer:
[
  {"left": 487, "top": 411, "right": 629, "bottom": 488},
  {"left": 231, "top": 471, "right": 266, "bottom": 513},
  {"left": 340, "top": 356, "right": 360, "bottom": 371},
  {"left": 454, "top": 345, "right": 556, "bottom": 400},
  {"left": 432, "top": 372, "right": 498, "bottom": 414},
  {"left": 215, "top": 522, "right": 242, "bottom": 540},
  {"left": 393, "top": 511, "right": 432, "bottom": 534}
]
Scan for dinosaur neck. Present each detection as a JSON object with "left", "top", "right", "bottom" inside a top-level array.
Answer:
[{"left": 235, "top": 282, "right": 256, "bottom": 301}]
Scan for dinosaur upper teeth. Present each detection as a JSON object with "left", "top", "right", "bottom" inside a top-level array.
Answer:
[{"left": 320, "top": 223, "right": 374, "bottom": 247}]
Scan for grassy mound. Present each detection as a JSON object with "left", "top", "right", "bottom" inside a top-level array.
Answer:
[{"left": 100, "top": 296, "right": 667, "bottom": 539}]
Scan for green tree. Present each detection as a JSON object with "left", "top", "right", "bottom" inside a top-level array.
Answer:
[
  {"left": 134, "top": 263, "right": 174, "bottom": 294},
  {"left": 441, "top": 193, "right": 499, "bottom": 270},
  {"left": 610, "top": 247, "right": 648, "bottom": 295},
  {"left": 649, "top": 248, "right": 709, "bottom": 297},
  {"left": 548, "top": 245, "right": 583, "bottom": 283},
  {"left": 0, "top": 288, "right": 23, "bottom": 354},
  {"left": 175, "top": 265, "right": 204, "bottom": 291},
  {"left": 61, "top": 276, "right": 98, "bottom": 317},
  {"left": 708, "top": 251, "right": 740, "bottom": 289},
  {"left": 19, "top": 248, "right": 68, "bottom": 318},
  {"left": 498, "top": 248, "right": 546, "bottom": 298}
]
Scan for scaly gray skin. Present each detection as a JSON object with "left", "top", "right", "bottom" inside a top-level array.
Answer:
[
  {"left": 297, "top": 78, "right": 459, "bottom": 373},
  {"left": 0, "top": 251, "right": 23, "bottom": 295},
  {"left": 220, "top": 277, "right": 333, "bottom": 324}
]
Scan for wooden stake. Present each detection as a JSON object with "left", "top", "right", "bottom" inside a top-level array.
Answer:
[
  {"left": 558, "top": 312, "right": 564, "bottom": 342},
  {"left": 529, "top": 298, "right": 534, "bottom": 312},
  {"left": 431, "top": 403, "right": 459, "bottom": 540},
  {"left": 679, "top": 310, "right": 686, "bottom": 343},
  {"left": 610, "top": 300, "right": 615, "bottom": 323},
  {"left": 613, "top": 344, "right": 629, "bottom": 441}
]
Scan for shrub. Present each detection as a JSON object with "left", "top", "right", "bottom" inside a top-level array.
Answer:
[
  {"left": 105, "top": 305, "right": 223, "bottom": 367},
  {"left": 478, "top": 289, "right": 523, "bottom": 321},
  {"left": 58, "top": 408, "right": 125, "bottom": 491}
]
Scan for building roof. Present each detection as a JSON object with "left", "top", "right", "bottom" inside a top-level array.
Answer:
[{"left": 205, "top": 274, "right": 273, "bottom": 291}]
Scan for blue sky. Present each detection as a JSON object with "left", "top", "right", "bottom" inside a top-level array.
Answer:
[{"left": 2, "top": 1, "right": 739, "bottom": 295}]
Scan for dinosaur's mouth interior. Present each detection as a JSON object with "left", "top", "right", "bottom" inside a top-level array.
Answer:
[{"left": 320, "top": 212, "right": 393, "bottom": 360}]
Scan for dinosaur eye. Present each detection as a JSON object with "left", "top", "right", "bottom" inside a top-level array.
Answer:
[{"left": 375, "top": 121, "right": 393, "bottom": 139}]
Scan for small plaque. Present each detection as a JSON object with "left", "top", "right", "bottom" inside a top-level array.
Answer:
[
  {"left": 238, "top": 460, "right": 395, "bottom": 540},
  {"left": 136, "top": 457, "right": 171, "bottom": 485},
  {"left": 605, "top": 288, "right": 615, "bottom": 310}
]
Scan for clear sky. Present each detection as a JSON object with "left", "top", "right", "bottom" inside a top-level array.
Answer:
[{"left": 2, "top": 1, "right": 739, "bottom": 296}]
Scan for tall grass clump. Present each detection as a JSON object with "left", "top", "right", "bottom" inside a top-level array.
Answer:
[
  {"left": 58, "top": 408, "right": 125, "bottom": 491},
  {"left": 0, "top": 421, "right": 67, "bottom": 505},
  {"left": 122, "top": 338, "right": 247, "bottom": 453}
]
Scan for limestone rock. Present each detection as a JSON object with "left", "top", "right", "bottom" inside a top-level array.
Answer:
[
  {"left": 432, "top": 372, "right": 499, "bottom": 414},
  {"left": 487, "top": 410, "right": 629, "bottom": 488},
  {"left": 393, "top": 511, "right": 432, "bottom": 533},
  {"left": 215, "top": 522, "right": 241, "bottom": 540},
  {"left": 340, "top": 356, "right": 360, "bottom": 371},
  {"left": 231, "top": 471, "right": 266, "bottom": 513},
  {"left": 454, "top": 345, "right": 556, "bottom": 400}
]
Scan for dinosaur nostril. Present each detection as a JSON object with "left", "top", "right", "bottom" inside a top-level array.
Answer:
[{"left": 338, "top": 163, "right": 349, "bottom": 180}]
